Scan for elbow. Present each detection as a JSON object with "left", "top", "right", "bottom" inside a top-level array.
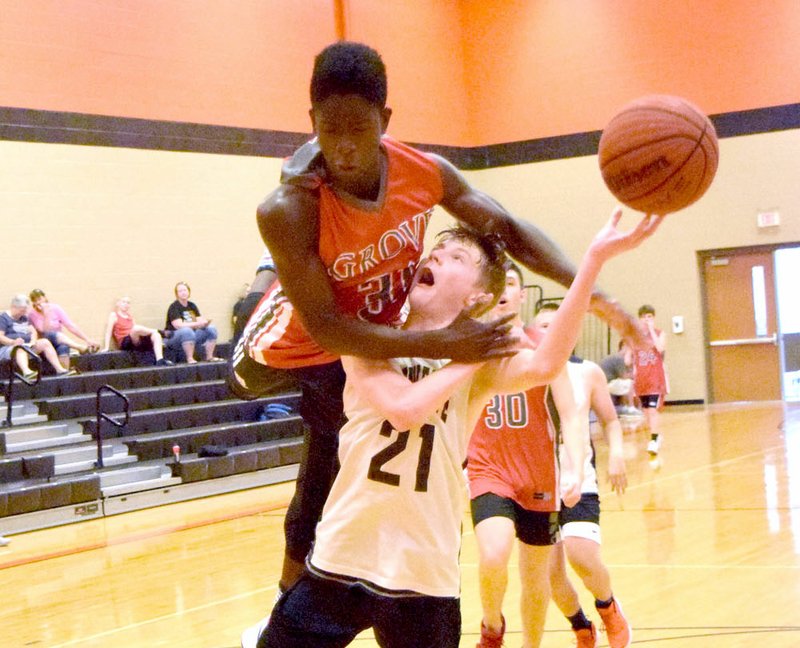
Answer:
[{"left": 385, "top": 410, "right": 426, "bottom": 432}]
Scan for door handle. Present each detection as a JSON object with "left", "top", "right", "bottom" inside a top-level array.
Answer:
[{"left": 709, "top": 333, "right": 778, "bottom": 347}]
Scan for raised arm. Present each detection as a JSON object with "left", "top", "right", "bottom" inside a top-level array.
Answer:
[
  {"left": 342, "top": 355, "right": 482, "bottom": 431},
  {"left": 472, "top": 210, "right": 663, "bottom": 400},
  {"left": 434, "top": 155, "right": 647, "bottom": 345},
  {"left": 258, "top": 186, "right": 513, "bottom": 362}
]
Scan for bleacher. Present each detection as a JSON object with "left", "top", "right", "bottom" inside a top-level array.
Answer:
[{"left": 0, "top": 343, "right": 303, "bottom": 535}]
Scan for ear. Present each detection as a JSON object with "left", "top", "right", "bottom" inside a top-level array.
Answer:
[
  {"left": 380, "top": 106, "right": 392, "bottom": 133},
  {"left": 308, "top": 107, "right": 317, "bottom": 134},
  {"left": 465, "top": 291, "right": 493, "bottom": 316}
]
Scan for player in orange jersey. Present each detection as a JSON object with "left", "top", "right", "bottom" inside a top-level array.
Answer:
[{"left": 234, "top": 41, "right": 648, "bottom": 646}]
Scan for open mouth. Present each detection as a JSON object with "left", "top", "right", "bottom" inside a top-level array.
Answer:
[{"left": 417, "top": 266, "right": 435, "bottom": 286}]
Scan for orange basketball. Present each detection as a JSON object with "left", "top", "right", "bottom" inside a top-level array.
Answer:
[{"left": 598, "top": 95, "right": 719, "bottom": 214}]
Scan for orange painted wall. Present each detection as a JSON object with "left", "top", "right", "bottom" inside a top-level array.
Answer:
[
  {"left": 461, "top": 0, "right": 800, "bottom": 143},
  {"left": 0, "top": 0, "right": 333, "bottom": 133},
  {"left": 1, "top": 0, "right": 798, "bottom": 145}
]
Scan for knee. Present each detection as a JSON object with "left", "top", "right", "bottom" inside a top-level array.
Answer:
[{"left": 172, "top": 327, "right": 194, "bottom": 344}]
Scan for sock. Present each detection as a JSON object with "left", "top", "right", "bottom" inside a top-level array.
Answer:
[
  {"left": 595, "top": 596, "right": 615, "bottom": 609},
  {"left": 567, "top": 609, "right": 592, "bottom": 630},
  {"left": 650, "top": 433, "right": 659, "bottom": 441}
]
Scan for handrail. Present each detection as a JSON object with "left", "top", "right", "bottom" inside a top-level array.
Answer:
[
  {"left": 3, "top": 345, "right": 42, "bottom": 428},
  {"left": 709, "top": 333, "right": 778, "bottom": 347},
  {"left": 95, "top": 384, "right": 130, "bottom": 468}
]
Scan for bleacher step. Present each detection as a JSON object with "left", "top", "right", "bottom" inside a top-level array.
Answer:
[
  {"left": 5, "top": 432, "right": 93, "bottom": 454},
  {"left": 2, "top": 410, "right": 48, "bottom": 426},
  {"left": 52, "top": 444, "right": 137, "bottom": 475},
  {"left": 101, "top": 472, "right": 182, "bottom": 497},
  {"left": 2, "top": 421, "right": 75, "bottom": 443}
]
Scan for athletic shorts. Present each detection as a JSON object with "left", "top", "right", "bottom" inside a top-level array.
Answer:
[
  {"left": 638, "top": 393, "right": 662, "bottom": 409},
  {"left": 559, "top": 493, "right": 601, "bottom": 544},
  {"left": 471, "top": 492, "right": 560, "bottom": 546},
  {"left": 259, "top": 569, "right": 461, "bottom": 648}
]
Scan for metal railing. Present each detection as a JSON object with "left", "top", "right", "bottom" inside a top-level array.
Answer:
[
  {"left": 95, "top": 384, "right": 130, "bottom": 468},
  {"left": 3, "top": 345, "right": 42, "bottom": 428}
]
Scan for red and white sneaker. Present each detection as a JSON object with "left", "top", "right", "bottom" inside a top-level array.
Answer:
[
  {"left": 476, "top": 615, "right": 505, "bottom": 647},
  {"left": 573, "top": 622, "right": 598, "bottom": 648},
  {"left": 597, "top": 599, "right": 631, "bottom": 648}
]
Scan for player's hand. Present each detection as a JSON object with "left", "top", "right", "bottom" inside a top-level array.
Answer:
[
  {"left": 560, "top": 471, "right": 582, "bottom": 508},
  {"left": 607, "top": 451, "right": 627, "bottom": 495},
  {"left": 440, "top": 311, "right": 517, "bottom": 362},
  {"left": 589, "top": 208, "right": 664, "bottom": 262}
]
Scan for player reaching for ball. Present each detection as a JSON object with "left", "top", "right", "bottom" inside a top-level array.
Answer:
[{"left": 254, "top": 211, "right": 662, "bottom": 648}]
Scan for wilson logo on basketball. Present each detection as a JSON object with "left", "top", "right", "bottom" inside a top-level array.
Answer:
[{"left": 604, "top": 156, "right": 672, "bottom": 193}]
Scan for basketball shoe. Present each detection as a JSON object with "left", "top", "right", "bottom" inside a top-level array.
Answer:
[
  {"left": 647, "top": 434, "right": 661, "bottom": 455},
  {"left": 476, "top": 616, "right": 505, "bottom": 647},
  {"left": 597, "top": 599, "right": 631, "bottom": 648},
  {"left": 573, "top": 622, "right": 598, "bottom": 648}
]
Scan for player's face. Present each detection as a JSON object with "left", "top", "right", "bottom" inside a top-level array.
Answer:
[
  {"left": 310, "top": 94, "right": 390, "bottom": 198},
  {"left": 639, "top": 313, "right": 655, "bottom": 328},
  {"left": 491, "top": 270, "right": 524, "bottom": 319},
  {"left": 533, "top": 308, "right": 556, "bottom": 334},
  {"left": 409, "top": 239, "right": 487, "bottom": 318}
]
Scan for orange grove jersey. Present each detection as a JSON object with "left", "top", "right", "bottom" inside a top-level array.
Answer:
[
  {"left": 467, "top": 327, "right": 561, "bottom": 513},
  {"left": 241, "top": 135, "right": 444, "bottom": 369}
]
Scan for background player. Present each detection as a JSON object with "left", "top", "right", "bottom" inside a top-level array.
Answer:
[
  {"left": 633, "top": 304, "right": 667, "bottom": 455},
  {"left": 535, "top": 305, "right": 631, "bottom": 648},
  {"left": 467, "top": 264, "right": 583, "bottom": 648}
]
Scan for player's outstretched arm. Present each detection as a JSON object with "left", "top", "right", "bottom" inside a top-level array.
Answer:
[
  {"left": 434, "top": 155, "right": 651, "bottom": 347},
  {"left": 342, "top": 356, "right": 484, "bottom": 431},
  {"left": 257, "top": 186, "right": 515, "bottom": 362},
  {"left": 473, "top": 210, "right": 662, "bottom": 399}
]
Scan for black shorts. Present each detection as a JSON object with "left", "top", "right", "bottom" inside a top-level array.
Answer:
[
  {"left": 259, "top": 570, "right": 461, "bottom": 648},
  {"left": 638, "top": 393, "right": 662, "bottom": 409},
  {"left": 228, "top": 349, "right": 346, "bottom": 563},
  {"left": 119, "top": 334, "right": 153, "bottom": 352},
  {"left": 558, "top": 492, "right": 600, "bottom": 526},
  {"left": 470, "top": 492, "right": 560, "bottom": 546}
]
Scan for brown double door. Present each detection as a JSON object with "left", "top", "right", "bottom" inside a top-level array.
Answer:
[{"left": 700, "top": 248, "right": 781, "bottom": 402}]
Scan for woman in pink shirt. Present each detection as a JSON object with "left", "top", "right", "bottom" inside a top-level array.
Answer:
[{"left": 28, "top": 289, "right": 99, "bottom": 369}]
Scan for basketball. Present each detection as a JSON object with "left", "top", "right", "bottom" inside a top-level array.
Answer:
[{"left": 598, "top": 95, "right": 719, "bottom": 214}]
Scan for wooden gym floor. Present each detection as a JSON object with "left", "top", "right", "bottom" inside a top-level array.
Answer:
[{"left": 2, "top": 401, "right": 800, "bottom": 647}]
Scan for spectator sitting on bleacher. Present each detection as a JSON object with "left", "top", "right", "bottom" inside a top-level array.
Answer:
[
  {"left": 28, "top": 288, "right": 100, "bottom": 370},
  {"left": 0, "top": 294, "right": 77, "bottom": 379},
  {"left": 164, "top": 282, "right": 222, "bottom": 363},
  {"left": 102, "top": 296, "right": 172, "bottom": 366}
]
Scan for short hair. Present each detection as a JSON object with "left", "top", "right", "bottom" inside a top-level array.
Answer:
[
  {"left": 505, "top": 261, "right": 525, "bottom": 287},
  {"left": 174, "top": 281, "right": 191, "bottom": 297},
  {"left": 11, "top": 294, "right": 30, "bottom": 308},
  {"left": 638, "top": 304, "right": 656, "bottom": 317},
  {"left": 310, "top": 41, "right": 387, "bottom": 108},
  {"left": 29, "top": 288, "right": 46, "bottom": 301},
  {"left": 434, "top": 227, "right": 507, "bottom": 315},
  {"left": 535, "top": 300, "right": 560, "bottom": 314}
]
